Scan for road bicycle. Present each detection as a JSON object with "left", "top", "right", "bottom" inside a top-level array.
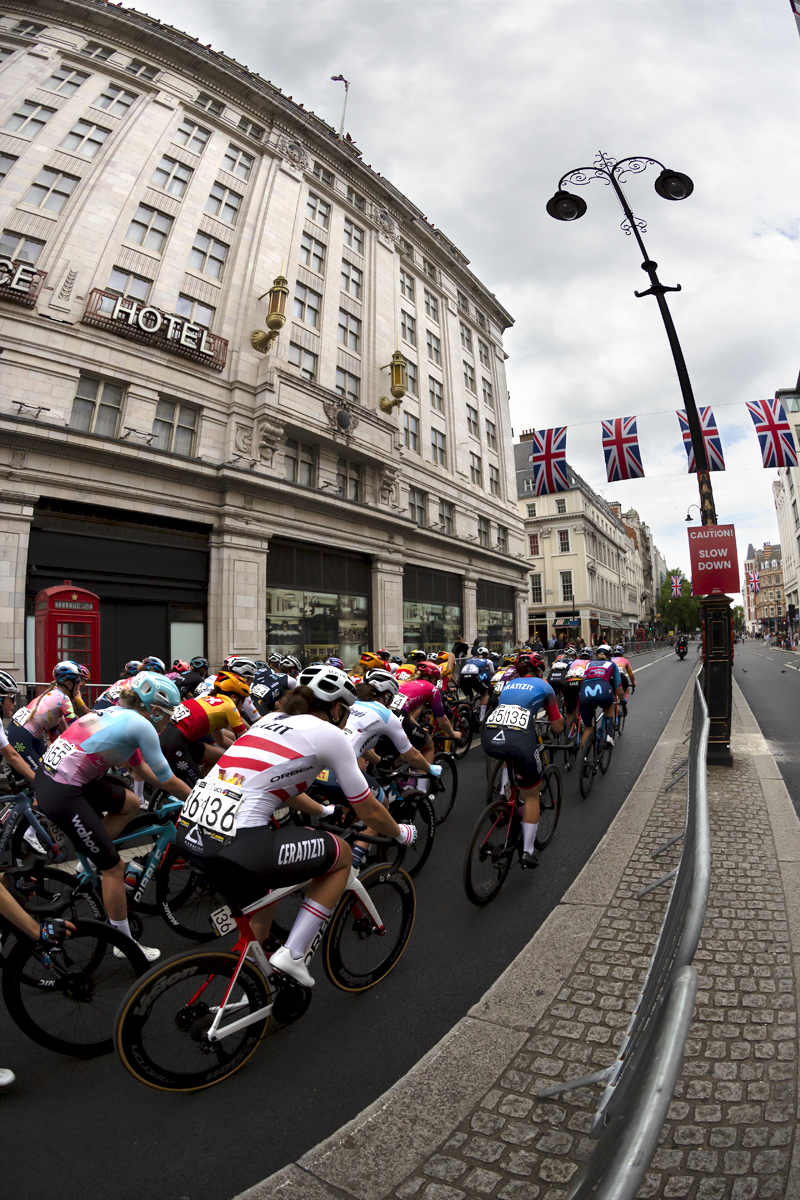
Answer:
[
  {"left": 576, "top": 707, "right": 614, "bottom": 798},
  {"left": 115, "top": 824, "right": 416, "bottom": 1091}
]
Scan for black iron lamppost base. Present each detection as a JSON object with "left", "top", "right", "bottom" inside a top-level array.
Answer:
[{"left": 701, "top": 595, "right": 734, "bottom": 767}]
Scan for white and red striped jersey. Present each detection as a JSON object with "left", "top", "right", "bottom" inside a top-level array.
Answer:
[{"left": 210, "top": 712, "right": 371, "bottom": 829}]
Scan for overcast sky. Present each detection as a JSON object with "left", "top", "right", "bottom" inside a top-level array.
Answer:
[{"left": 133, "top": 0, "right": 799, "bottom": 600}]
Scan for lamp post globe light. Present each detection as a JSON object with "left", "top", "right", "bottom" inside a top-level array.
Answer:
[{"left": 546, "top": 152, "right": 733, "bottom": 762}]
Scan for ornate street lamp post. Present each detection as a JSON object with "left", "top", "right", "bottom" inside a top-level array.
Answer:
[{"left": 546, "top": 152, "right": 733, "bottom": 761}]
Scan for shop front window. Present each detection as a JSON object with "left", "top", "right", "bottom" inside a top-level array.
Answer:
[
  {"left": 265, "top": 588, "right": 368, "bottom": 668},
  {"left": 402, "top": 602, "right": 462, "bottom": 657},
  {"left": 476, "top": 608, "right": 514, "bottom": 654}
]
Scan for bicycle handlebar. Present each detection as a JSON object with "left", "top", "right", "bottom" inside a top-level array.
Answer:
[{"left": 317, "top": 818, "right": 395, "bottom": 846}]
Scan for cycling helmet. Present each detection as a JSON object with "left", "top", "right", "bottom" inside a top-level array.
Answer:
[
  {"left": 254, "top": 660, "right": 267, "bottom": 671},
  {"left": 213, "top": 671, "right": 250, "bottom": 697},
  {"left": 614, "top": 644, "right": 625, "bottom": 655},
  {"left": 172, "top": 660, "right": 190, "bottom": 673},
  {"left": 77, "top": 665, "right": 91, "bottom": 681},
  {"left": 281, "top": 655, "right": 302, "bottom": 675},
  {"left": 395, "top": 664, "right": 416, "bottom": 680},
  {"left": 358, "top": 651, "right": 385, "bottom": 672},
  {"left": 0, "top": 670, "right": 18, "bottom": 698},
  {"left": 267, "top": 653, "right": 283, "bottom": 667},
  {"left": 122, "top": 660, "right": 142, "bottom": 678},
  {"left": 297, "top": 664, "right": 357, "bottom": 707},
  {"left": 142, "top": 656, "right": 166, "bottom": 673},
  {"left": 596, "top": 643, "right": 612, "bottom": 658},
  {"left": 363, "top": 668, "right": 399, "bottom": 697},
  {"left": 376, "top": 649, "right": 392, "bottom": 661},
  {"left": 476, "top": 646, "right": 490, "bottom": 657},
  {"left": 565, "top": 647, "right": 577, "bottom": 659},
  {"left": 516, "top": 652, "right": 544, "bottom": 675},
  {"left": 224, "top": 657, "right": 257, "bottom": 679},
  {"left": 408, "top": 650, "right": 427, "bottom": 664},
  {"left": 577, "top": 647, "right": 594, "bottom": 658},
  {"left": 189, "top": 656, "right": 209, "bottom": 672},
  {"left": 127, "top": 671, "right": 180, "bottom": 719},
  {"left": 414, "top": 660, "right": 442, "bottom": 683},
  {"left": 502, "top": 652, "right": 517, "bottom": 667},
  {"left": 326, "top": 656, "right": 345, "bottom": 670},
  {"left": 53, "top": 661, "right": 82, "bottom": 684},
  {"left": 435, "top": 650, "right": 450, "bottom": 663}
]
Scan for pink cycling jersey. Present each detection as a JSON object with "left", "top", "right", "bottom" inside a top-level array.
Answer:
[
  {"left": 396, "top": 679, "right": 446, "bottom": 720},
  {"left": 612, "top": 656, "right": 634, "bottom": 681},
  {"left": 12, "top": 687, "right": 77, "bottom": 739}
]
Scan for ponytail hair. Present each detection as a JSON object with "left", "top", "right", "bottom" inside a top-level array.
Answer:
[
  {"left": 280, "top": 685, "right": 316, "bottom": 716},
  {"left": 355, "top": 682, "right": 378, "bottom": 702}
]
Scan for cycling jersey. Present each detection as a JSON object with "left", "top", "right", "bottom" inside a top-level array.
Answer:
[
  {"left": 583, "top": 660, "right": 622, "bottom": 688},
  {"left": 565, "top": 659, "right": 590, "bottom": 682},
  {"left": 176, "top": 669, "right": 207, "bottom": 699},
  {"left": 611, "top": 656, "right": 634, "bottom": 684},
  {"left": 10, "top": 687, "right": 76, "bottom": 739},
  {"left": 461, "top": 657, "right": 493, "bottom": 679},
  {"left": 547, "top": 656, "right": 571, "bottom": 685},
  {"left": 38, "top": 706, "right": 173, "bottom": 788},
  {"left": 343, "top": 701, "right": 412, "bottom": 759},
  {"left": 250, "top": 667, "right": 296, "bottom": 718},
  {"left": 393, "top": 678, "right": 446, "bottom": 720},
  {"left": 92, "top": 679, "right": 127, "bottom": 712},
  {"left": 496, "top": 676, "right": 561, "bottom": 722},
  {"left": 172, "top": 694, "right": 246, "bottom": 741},
  {"left": 0, "top": 725, "right": 8, "bottom": 750}
]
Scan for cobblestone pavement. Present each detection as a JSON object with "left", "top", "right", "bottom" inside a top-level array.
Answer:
[{"left": 390, "top": 701, "right": 798, "bottom": 1200}]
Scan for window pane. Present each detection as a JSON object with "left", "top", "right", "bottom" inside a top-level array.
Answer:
[
  {"left": 95, "top": 404, "right": 119, "bottom": 437},
  {"left": 69, "top": 398, "right": 94, "bottom": 431},
  {"left": 173, "top": 425, "right": 194, "bottom": 456},
  {"left": 151, "top": 419, "right": 172, "bottom": 451}
]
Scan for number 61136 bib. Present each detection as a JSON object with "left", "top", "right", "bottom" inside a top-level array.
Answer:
[{"left": 179, "top": 777, "right": 244, "bottom": 845}]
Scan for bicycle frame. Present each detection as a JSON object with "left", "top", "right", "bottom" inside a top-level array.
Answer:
[
  {"left": 66, "top": 800, "right": 183, "bottom": 905},
  {"left": 0, "top": 791, "right": 65, "bottom": 863}
]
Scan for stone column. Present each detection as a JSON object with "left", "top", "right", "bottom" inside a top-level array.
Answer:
[
  {"left": 208, "top": 517, "right": 270, "bottom": 666},
  {"left": 0, "top": 490, "right": 37, "bottom": 675},
  {"left": 514, "top": 586, "right": 529, "bottom": 646},
  {"left": 462, "top": 577, "right": 477, "bottom": 645},
  {"left": 371, "top": 554, "right": 405, "bottom": 655}
]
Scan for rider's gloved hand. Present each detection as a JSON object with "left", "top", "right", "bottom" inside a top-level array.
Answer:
[
  {"left": 36, "top": 918, "right": 71, "bottom": 949},
  {"left": 395, "top": 823, "right": 417, "bottom": 846},
  {"left": 319, "top": 803, "right": 337, "bottom": 818},
  {"left": 428, "top": 764, "right": 443, "bottom": 778}
]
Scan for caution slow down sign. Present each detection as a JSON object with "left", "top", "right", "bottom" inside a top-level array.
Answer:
[{"left": 688, "top": 524, "right": 740, "bottom": 596}]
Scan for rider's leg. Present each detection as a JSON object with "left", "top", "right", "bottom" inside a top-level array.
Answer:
[
  {"left": 250, "top": 837, "right": 353, "bottom": 950},
  {"left": 102, "top": 789, "right": 140, "bottom": 839},
  {"left": 518, "top": 782, "right": 541, "bottom": 854},
  {"left": 603, "top": 705, "right": 615, "bottom": 743}
]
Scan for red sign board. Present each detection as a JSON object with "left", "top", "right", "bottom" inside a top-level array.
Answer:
[{"left": 688, "top": 524, "right": 740, "bottom": 595}]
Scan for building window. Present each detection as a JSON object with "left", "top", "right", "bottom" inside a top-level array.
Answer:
[
  {"left": 284, "top": 438, "right": 315, "bottom": 487},
  {"left": 300, "top": 231, "right": 326, "bottom": 273},
  {"left": 793, "top": 500, "right": 799, "bottom": 529},
  {"left": 422, "top": 257, "right": 436, "bottom": 281},
  {"left": 400, "top": 269, "right": 415, "bottom": 300},
  {"left": 497, "top": 526, "right": 508, "bottom": 552},
  {"left": 0, "top": 153, "right": 18, "bottom": 181},
  {"left": 288, "top": 342, "right": 317, "bottom": 381},
  {"left": 152, "top": 398, "right": 198, "bottom": 455},
  {"left": 457, "top": 290, "right": 469, "bottom": 312},
  {"left": 60, "top": 118, "right": 110, "bottom": 158},
  {"left": 460, "top": 321, "right": 473, "bottom": 352},
  {"left": 478, "top": 340, "right": 490, "bottom": 368},
  {"left": 531, "top": 573, "right": 543, "bottom": 604},
  {"left": 489, "top": 464, "right": 500, "bottom": 496},
  {"left": 400, "top": 237, "right": 414, "bottom": 259},
  {"left": 83, "top": 41, "right": 114, "bottom": 60},
  {"left": 529, "top": 533, "right": 540, "bottom": 555},
  {"left": 126, "top": 204, "right": 173, "bottom": 252},
  {"left": 429, "top": 376, "right": 443, "bottom": 412},
  {"left": 482, "top": 378, "right": 493, "bottom": 407},
  {"left": 238, "top": 117, "right": 264, "bottom": 140},
  {"left": 205, "top": 181, "right": 241, "bottom": 224},
  {"left": 338, "top": 308, "right": 361, "bottom": 352},
  {"left": 485, "top": 420, "right": 497, "bottom": 449},
  {"left": 98, "top": 266, "right": 150, "bottom": 313},
  {"left": 335, "top": 368, "right": 360, "bottom": 402},
  {"left": 45, "top": 65, "right": 89, "bottom": 96},
  {"left": 294, "top": 283, "right": 321, "bottom": 327},
  {"left": 23, "top": 167, "right": 79, "bottom": 214},
  {"left": 523, "top": 478, "right": 535, "bottom": 493},
  {"left": 346, "top": 186, "right": 364, "bottom": 211},
  {"left": 223, "top": 144, "right": 254, "bottom": 180},
  {"left": 463, "top": 362, "right": 476, "bottom": 393},
  {"left": 312, "top": 161, "right": 335, "bottom": 186},
  {"left": 466, "top": 405, "right": 479, "bottom": 436},
  {"left": 401, "top": 310, "right": 416, "bottom": 346},
  {"left": 558, "top": 530, "right": 570, "bottom": 553},
  {"left": 305, "top": 192, "right": 331, "bottom": 228},
  {"left": 408, "top": 487, "right": 426, "bottom": 526},
  {"left": 151, "top": 154, "right": 193, "bottom": 197},
  {"left": 4, "top": 101, "right": 56, "bottom": 137},
  {"left": 424, "top": 290, "right": 439, "bottom": 322},
  {"left": 556, "top": 498, "right": 567, "bottom": 514},
  {"left": 336, "top": 457, "right": 361, "bottom": 501},
  {"left": 404, "top": 411, "right": 420, "bottom": 452},
  {"left": 478, "top": 516, "right": 490, "bottom": 547},
  {"left": 340, "top": 258, "right": 362, "bottom": 299},
  {"left": 560, "top": 571, "right": 574, "bottom": 603},
  {"left": 475, "top": 307, "right": 487, "bottom": 331},
  {"left": 470, "top": 453, "right": 483, "bottom": 487},
  {"left": 195, "top": 91, "right": 223, "bottom": 115},
  {"left": 406, "top": 360, "right": 418, "bottom": 396},
  {"left": 14, "top": 21, "right": 46, "bottom": 36},
  {"left": 427, "top": 331, "right": 441, "bottom": 364},
  {"left": 0, "top": 231, "right": 45, "bottom": 263},
  {"left": 127, "top": 58, "right": 157, "bottom": 80},
  {"left": 175, "top": 294, "right": 215, "bottom": 329},
  {"left": 95, "top": 84, "right": 138, "bottom": 116},
  {"left": 431, "top": 428, "right": 447, "bottom": 466},
  {"left": 188, "top": 230, "right": 228, "bottom": 278},
  {"left": 69, "top": 377, "right": 124, "bottom": 437},
  {"left": 438, "top": 500, "right": 454, "bottom": 535},
  {"left": 343, "top": 218, "right": 364, "bottom": 253},
  {"left": 174, "top": 118, "right": 210, "bottom": 154},
  {"left": 527, "top": 503, "right": 537, "bottom": 517}
]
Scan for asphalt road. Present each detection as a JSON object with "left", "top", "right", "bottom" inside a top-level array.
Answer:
[
  {"left": 1, "top": 647, "right": 694, "bottom": 1200},
  {"left": 735, "top": 641, "right": 800, "bottom": 816}
]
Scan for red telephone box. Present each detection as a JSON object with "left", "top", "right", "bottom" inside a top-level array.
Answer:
[{"left": 35, "top": 580, "right": 100, "bottom": 684}]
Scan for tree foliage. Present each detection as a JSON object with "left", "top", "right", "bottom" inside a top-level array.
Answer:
[{"left": 659, "top": 570, "right": 700, "bottom": 632}]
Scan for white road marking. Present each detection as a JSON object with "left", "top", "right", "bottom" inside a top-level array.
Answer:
[{"left": 634, "top": 653, "right": 675, "bottom": 672}]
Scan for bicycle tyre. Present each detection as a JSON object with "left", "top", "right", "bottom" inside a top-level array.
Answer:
[
  {"left": 156, "top": 844, "right": 222, "bottom": 942},
  {"left": 9, "top": 810, "right": 76, "bottom": 868},
  {"left": 450, "top": 704, "right": 473, "bottom": 759},
  {"left": 430, "top": 752, "right": 457, "bottom": 825},
  {"left": 577, "top": 738, "right": 595, "bottom": 799},
  {"left": 2, "top": 918, "right": 147, "bottom": 1057},
  {"left": 115, "top": 948, "right": 271, "bottom": 1091},
  {"left": 616, "top": 705, "right": 627, "bottom": 737},
  {"left": 600, "top": 736, "right": 614, "bottom": 774},
  {"left": 487, "top": 757, "right": 508, "bottom": 806},
  {"left": 463, "top": 800, "right": 516, "bottom": 907},
  {"left": 323, "top": 863, "right": 416, "bottom": 992},
  {"left": 535, "top": 765, "right": 562, "bottom": 850},
  {"left": 117, "top": 812, "right": 172, "bottom": 916},
  {"left": 379, "top": 791, "right": 436, "bottom": 878}
]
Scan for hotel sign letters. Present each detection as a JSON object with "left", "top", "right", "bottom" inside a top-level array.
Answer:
[
  {"left": 82, "top": 288, "right": 228, "bottom": 371},
  {"left": 0, "top": 256, "right": 47, "bottom": 307}
]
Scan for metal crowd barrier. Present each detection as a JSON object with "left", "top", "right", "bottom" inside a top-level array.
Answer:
[
  {"left": 15, "top": 681, "right": 109, "bottom": 706},
  {"left": 538, "top": 676, "right": 711, "bottom": 1200}
]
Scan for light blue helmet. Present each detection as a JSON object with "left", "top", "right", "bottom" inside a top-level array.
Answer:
[{"left": 127, "top": 671, "right": 180, "bottom": 719}]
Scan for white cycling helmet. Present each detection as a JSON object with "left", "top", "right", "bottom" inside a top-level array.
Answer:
[
  {"left": 596, "top": 643, "right": 612, "bottom": 657},
  {"left": 224, "top": 656, "right": 257, "bottom": 679},
  {"left": 297, "top": 664, "right": 357, "bottom": 707},
  {"left": 0, "top": 670, "right": 18, "bottom": 697},
  {"left": 363, "top": 668, "right": 399, "bottom": 697}
]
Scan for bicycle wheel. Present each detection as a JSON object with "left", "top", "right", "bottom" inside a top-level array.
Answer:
[
  {"left": 616, "top": 704, "right": 627, "bottom": 737},
  {"left": 535, "top": 765, "right": 562, "bottom": 850},
  {"left": 430, "top": 752, "right": 458, "bottom": 825},
  {"left": 449, "top": 704, "right": 473, "bottom": 759},
  {"left": 10, "top": 810, "right": 76, "bottom": 867},
  {"left": 380, "top": 791, "right": 436, "bottom": 878},
  {"left": 156, "top": 844, "right": 224, "bottom": 941},
  {"left": 115, "top": 948, "right": 271, "bottom": 1091},
  {"left": 323, "top": 863, "right": 416, "bottom": 992},
  {"left": 487, "top": 757, "right": 509, "bottom": 806},
  {"left": 600, "top": 726, "right": 614, "bottom": 774},
  {"left": 463, "top": 800, "right": 516, "bottom": 907},
  {"left": 2, "top": 919, "right": 147, "bottom": 1057},
  {"left": 577, "top": 737, "right": 596, "bottom": 799}
]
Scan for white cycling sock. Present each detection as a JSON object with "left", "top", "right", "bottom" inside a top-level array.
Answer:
[
  {"left": 109, "top": 917, "right": 133, "bottom": 940},
  {"left": 479, "top": 704, "right": 487, "bottom": 721},
  {"left": 285, "top": 899, "right": 332, "bottom": 960},
  {"left": 522, "top": 823, "right": 538, "bottom": 854}
]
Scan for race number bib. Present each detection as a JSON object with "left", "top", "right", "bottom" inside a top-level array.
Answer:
[
  {"left": 11, "top": 707, "right": 31, "bottom": 726},
  {"left": 209, "top": 904, "right": 237, "bottom": 937},
  {"left": 250, "top": 683, "right": 268, "bottom": 700},
  {"left": 493, "top": 680, "right": 504, "bottom": 694},
  {"left": 171, "top": 703, "right": 192, "bottom": 724},
  {"left": 180, "top": 777, "right": 244, "bottom": 841},
  {"left": 486, "top": 705, "right": 530, "bottom": 730},
  {"left": 42, "top": 736, "right": 78, "bottom": 773},
  {"left": 389, "top": 694, "right": 406, "bottom": 712}
]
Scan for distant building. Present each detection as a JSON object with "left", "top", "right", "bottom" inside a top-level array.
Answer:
[
  {"left": 743, "top": 543, "right": 784, "bottom": 634},
  {"left": 771, "top": 372, "right": 800, "bottom": 639}
]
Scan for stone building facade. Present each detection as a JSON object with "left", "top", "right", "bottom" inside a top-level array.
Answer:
[
  {"left": 743, "top": 542, "right": 785, "bottom": 635},
  {"left": 0, "top": 1, "right": 527, "bottom": 681},
  {"left": 771, "top": 374, "right": 800, "bottom": 638}
]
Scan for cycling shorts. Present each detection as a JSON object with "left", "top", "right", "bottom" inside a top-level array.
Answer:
[
  {"left": 33, "top": 770, "right": 127, "bottom": 870},
  {"left": 578, "top": 679, "right": 615, "bottom": 725},
  {"left": 479, "top": 725, "right": 543, "bottom": 789},
  {"left": 159, "top": 723, "right": 203, "bottom": 788},
  {"left": 175, "top": 822, "right": 341, "bottom": 909},
  {"left": 620, "top": 675, "right": 629, "bottom": 692},
  {"left": 5, "top": 721, "right": 45, "bottom": 774},
  {"left": 562, "top": 681, "right": 581, "bottom": 715},
  {"left": 459, "top": 672, "right": 490, "bottom": 697}
]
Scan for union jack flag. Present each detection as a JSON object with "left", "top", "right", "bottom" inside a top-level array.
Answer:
[
  {"left": 746, "top": 399, "right": 799, "bottom": 469},
  {"left": 677, "top": 407, "right": 726, "bottom": 472},
  {"left": 748, "top": 570, "right": 760, "bottom": 593},
  {"left": 600, "top": 415, "right": 645, "bottom": 483},
  {"left": 528, "top": 426, "right": 570, "bottom": 494},
  {"left": 671, "top": 575, "right": 682, "bottom": 597}
]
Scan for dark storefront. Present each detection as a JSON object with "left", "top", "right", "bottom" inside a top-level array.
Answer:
[
  {"left": 26, "top": 499, "right": 209, "bottom": 683},
  {"left": 476, "top": 580, "right": 515, "bottom": 654},
  {"left": 266, "top": 540, "right": 370, "bottom": 668},
  {"left": 402, "top": 566, "right": 462, "bottom": 656}
]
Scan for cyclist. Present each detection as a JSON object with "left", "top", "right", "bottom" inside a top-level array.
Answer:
[
  {"left": 394, "top": 661, "right": 417, "bottom": 682},
  {"left": 482, "top": 652, "right": 563, "bottom": 868},
  {"left": 349, "top": 669, "right": 442, "bottom": 777},
  {"left": 250, "top": 658, "right": 297, "bottom": 719},
  {"left": 393, "top": 659, "right": 461, "bottom": 769},
  {"left": 5, "top": 661, "right": 83, "bottom": 777},
  {"left": 91, "top": 661, "right": 143, "bottom": 713},
  {"left": 357, "top": 651, "right": 385, "bottom": 676},
  {"left": 435, "top": 648, "right": 456, "bottom": 680},
  {"left": 611, "top": 644, "right": 636, "bottom": 708},
  {"left": 578, "top": 644, "right": 624, "bottom": 751},
  {"left": 459, "top": 648, "right": 494, "bottom": 723},
  {"left": 175, "top": 656, "right": 211, "bottom": 700},
  {"left": 161, "top": 670, "right": 249, "bottom": 785},
  {"left": 546, "top": 646, "right": 572, "bottom": 707},
  {"left": 280, "top": 655, "right": 302, "bottom": 679},
  {"left": 33, "top": 672, "right": 191, "bottom": 959},
  {"left": 563, "top": 647, "right": 592, "bottom": 732},
  {"left": 0, "top": 672, "right": 37, "bottom": 782},
  {"left": 141, "top": 656, "right": 166, "bottom": 674},
  {"left": 175, "top": 664, "right": 416, "bottom": 988}
]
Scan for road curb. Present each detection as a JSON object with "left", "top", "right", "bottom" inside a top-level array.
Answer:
[{"left": 233, "top": 666, "right": 700, "bottom": 1200}]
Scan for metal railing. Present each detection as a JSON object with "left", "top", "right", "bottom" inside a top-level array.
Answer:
[
  {"left": 538, "top": 675, "right": 711, "bottom": 1200},
  {"left": 13, "top": 682, "right": 110, "bottom": 707}
]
